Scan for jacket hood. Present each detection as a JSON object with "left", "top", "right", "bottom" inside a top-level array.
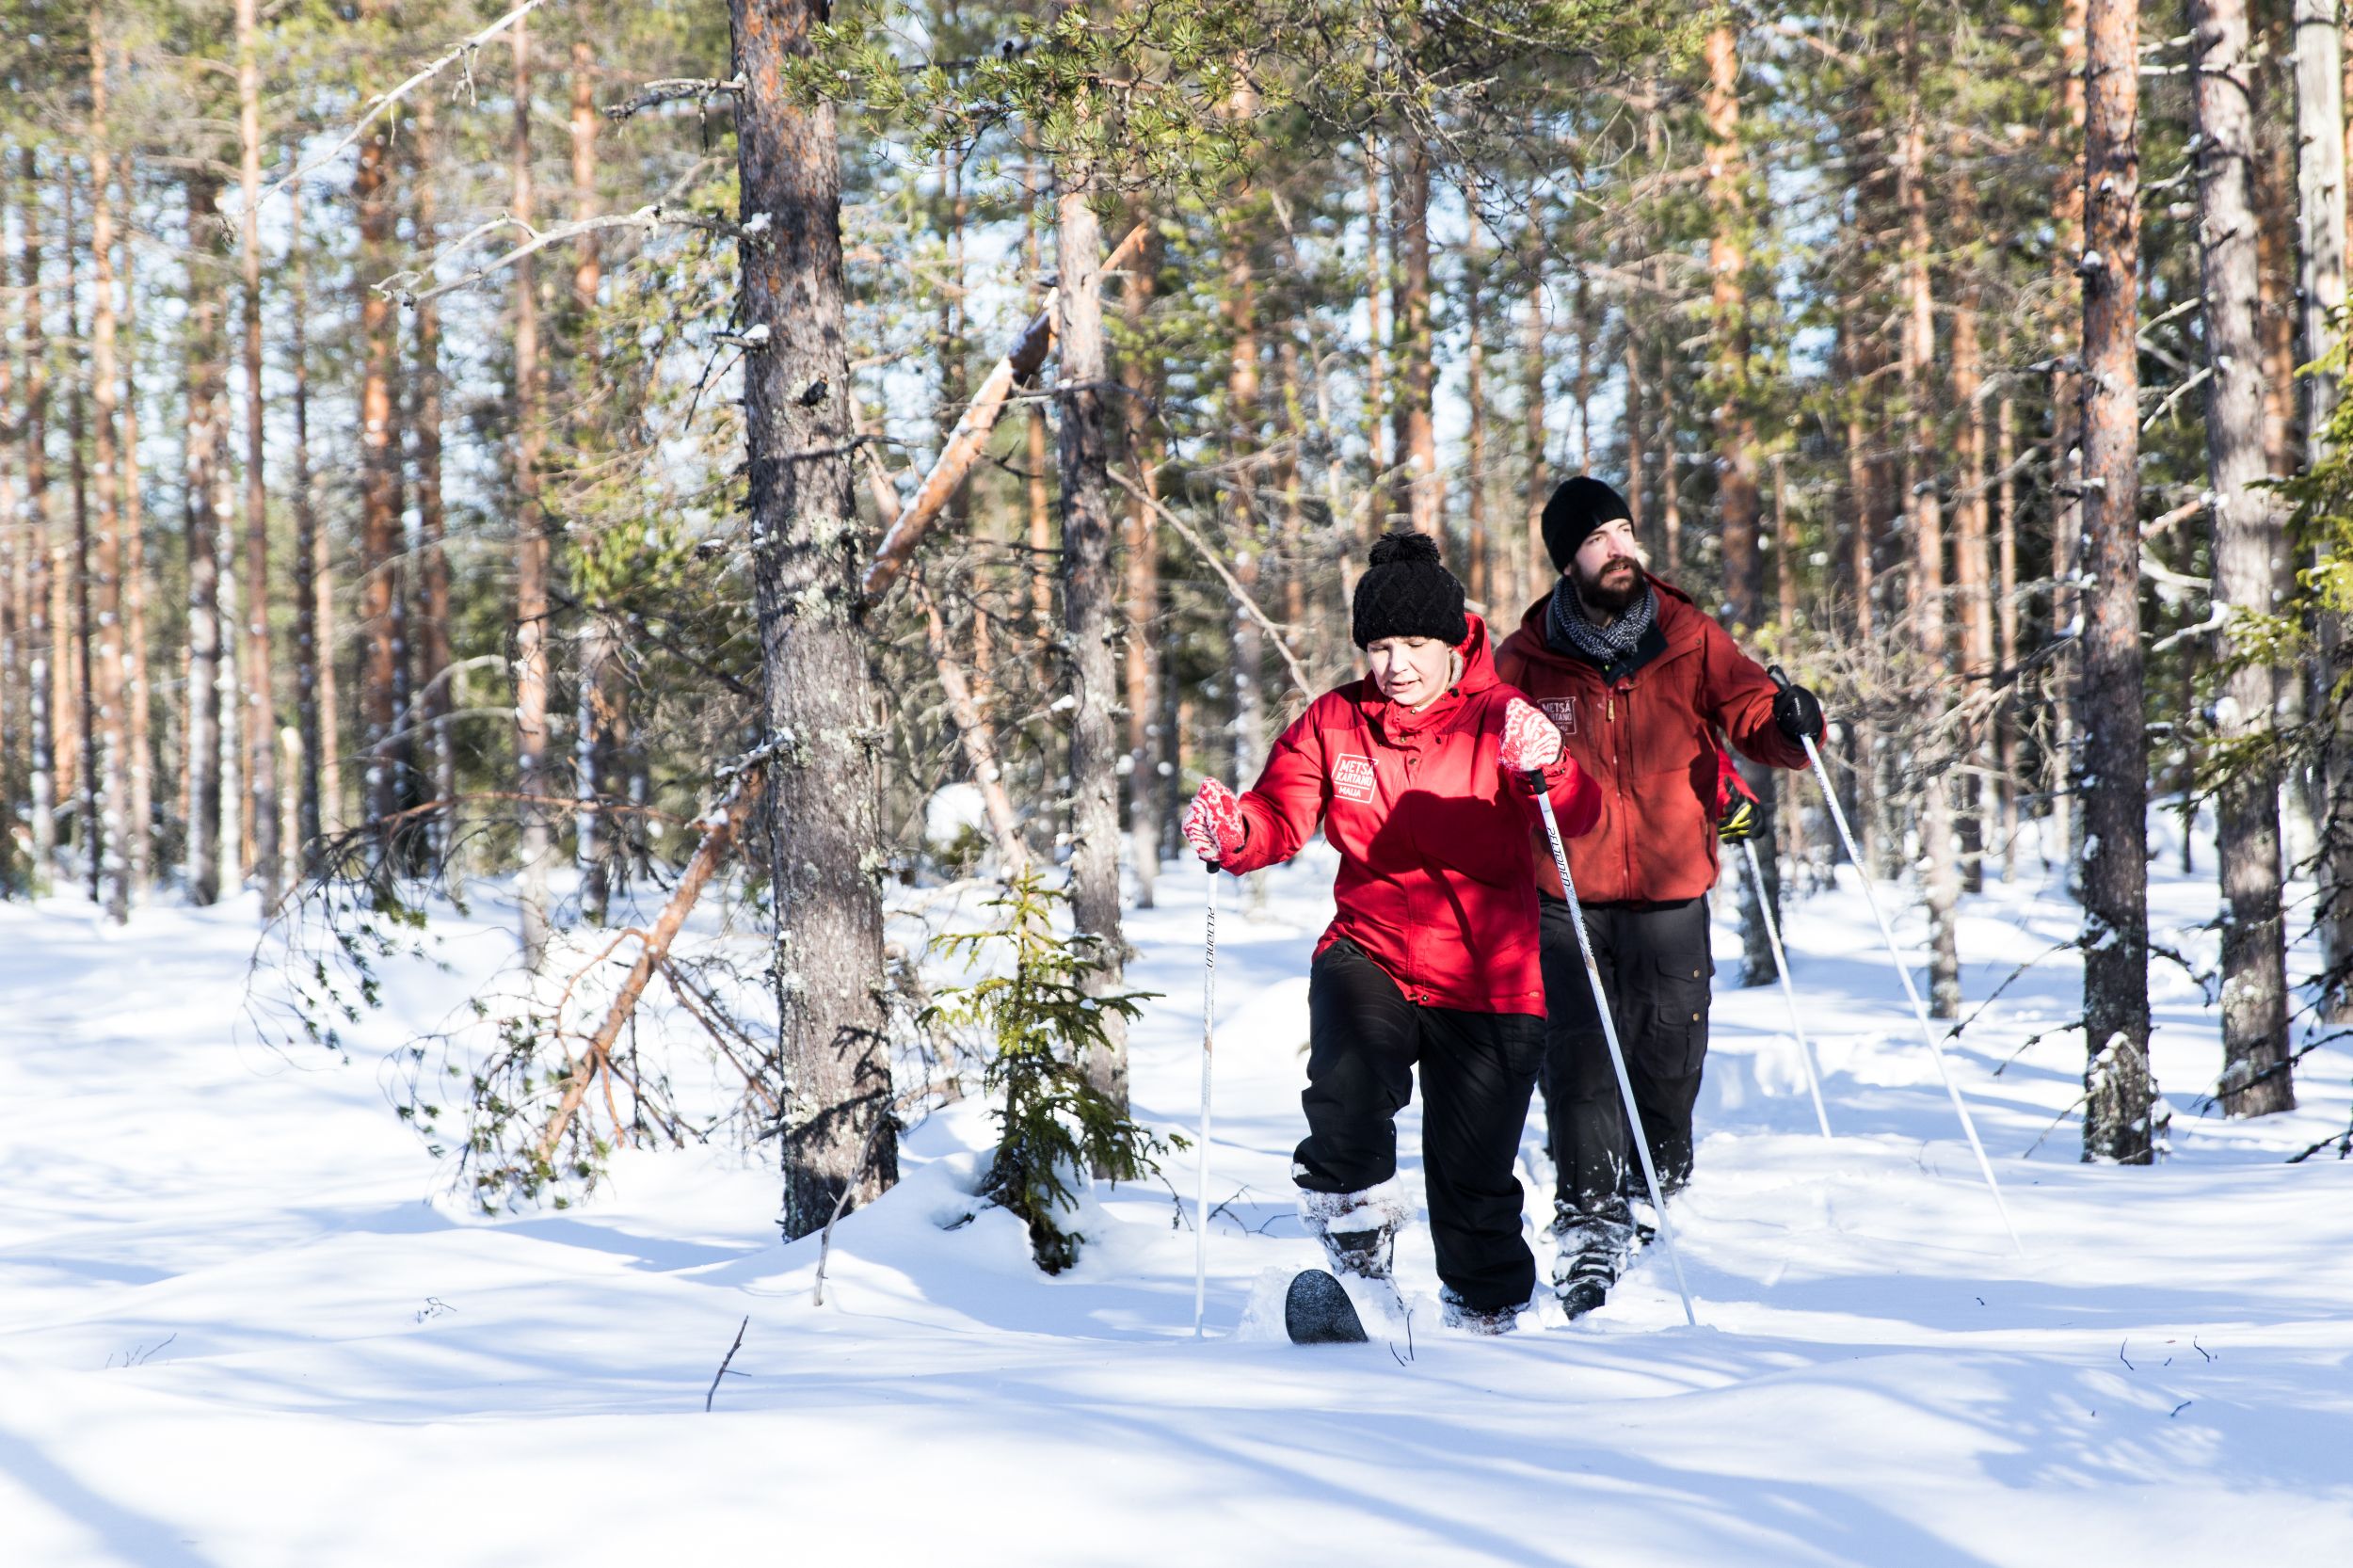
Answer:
[
  {"left": 1349, "top": 612, "right": 1503, "bottom": 720},
  {"left": 1507, "top": 572, "right": 1697, "bottom": 671}
]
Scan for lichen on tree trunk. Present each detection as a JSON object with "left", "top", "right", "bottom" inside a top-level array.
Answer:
[{"left": 733, "top": 0, "right": 897, "bottom": 1238}]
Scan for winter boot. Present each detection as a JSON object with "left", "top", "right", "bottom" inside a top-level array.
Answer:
[
  {"left": 1296, "top": 1178, "right": 1410, "bottom": 1285},
  {"left": 1550, "top": 1199, "right": 1637, "bottom": 1320},
  {"left": 1439, "top": 1286, "right": 1524, "bottom": 1336}
]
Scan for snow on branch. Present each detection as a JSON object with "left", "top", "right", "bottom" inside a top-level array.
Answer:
[
  {"left": 258, "top": 0, "right": 556, "bottom": 210},
  {"left": 380, "top": 204, "right": 737, "bottom": 308},
  {"left": 603, "top": 75, "right": 745, "bottom": 121}
]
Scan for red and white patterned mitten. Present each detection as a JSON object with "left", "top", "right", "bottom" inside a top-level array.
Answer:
[
  {"left": 1182, "top": 776, "right": 1247, "bottom": 864},
  {"left": 1498, "top": 697, "right": 1565, "bottom": 776}
]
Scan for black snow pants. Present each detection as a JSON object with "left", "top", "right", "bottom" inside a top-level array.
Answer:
[
  {"left": 1292, "top": 938, "right": 1545, "bottom": 1312},
  {"left": 1536, "top": 894, "right": 1713, "bottom": 1220}
]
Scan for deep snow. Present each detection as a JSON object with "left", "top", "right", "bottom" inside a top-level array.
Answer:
[{"left": 2, "top": 816, "right": 2349, "bottom": 1565}]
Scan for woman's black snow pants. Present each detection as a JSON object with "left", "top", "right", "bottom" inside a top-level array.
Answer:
[{"left": 1291, "top": 938, "right": 1545, "bottom": 1311}]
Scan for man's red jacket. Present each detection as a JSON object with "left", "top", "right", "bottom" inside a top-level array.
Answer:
[
  {"left": 1219, "top": 616, "right": 1601, "bottom": 1016},
  {"left": 1493, "top": 575, "right": 1807, "bottom": 906}
]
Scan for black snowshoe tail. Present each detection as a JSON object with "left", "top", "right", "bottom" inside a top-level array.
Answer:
[
  {"left": 1559, "top": 1277, "right": 1609, "bottom": 1320},
  {"left": 1284, "top": 1269, "right": 1370, "bottom": 1345}
]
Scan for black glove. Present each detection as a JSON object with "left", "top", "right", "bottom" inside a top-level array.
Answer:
[{"left": 1772, "top": 682, "right": 1825, "bottom": 744}]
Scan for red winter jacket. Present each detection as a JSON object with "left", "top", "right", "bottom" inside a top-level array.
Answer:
[
  {"left": 1493, "top": 576, "right": 1808, "bottom": 906},
  {"left": 1218, "top": 616, "right": 1601, "bottom": 1016}
]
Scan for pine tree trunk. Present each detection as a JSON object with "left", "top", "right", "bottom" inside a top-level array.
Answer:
[
  {"left": 22, "top": 148, "right": 56, "bottom": 884},
  {"left": 1465, "top": 210, "right": 1492, "bottom": 611},
  {"left": 1057, "top": 176, "right": 1130, "bottom": 1129},
  {"left": 88, "top": 16, "right": 129, "bottom": 923},
  {"left": 1898, "top": 40, "right": 1961, "bottom": 1019},
  {"left": 1705, "top": 22, "right": 1779, "bottom": 988},
  {"left": 183, "top": 172, "right": 225, "bottom": 904},
  {"left": 1225, "top": 198, "right": 1265, "bottom": 816},
  {"left": 734, "top": 0, "right": 896, "bottom": 1236},
  {"left": 1951, "top": 186, "right": 1993, "bottom": 899},
  {"left": 356, "top": 5, "right": 401, "bottom": 864},
  {"left": 1521, "top": 234, "right": 1547, "bottom": 590},
  {"left": 0, "top": 163, "right": 17, "bottom": 895},
  {"left": 1366, "top": 147, "right": 1391, "bottom": 510},
  {"left": 571, "top": 40, "right": 617, "bottom": 926},
  {"left": 65, "top": 168, "right": 95, "bottom": 902},
  {"left": 1995, "top": 392, "right": 2020, "bottom": 880},
  {"left": 512, "top": 12, "right": 554, "bottom": 966},
  {"left": 411, "top": 102, "right": 454, "bottom": 865},
  {"left": 290, "top": 177, "right": 324, "bottom": 871},
  {"left": 1120, "top": 230, "right": 1160, "bottom": 907},
  {"left": 236, "top": 0, "right": 279, "bottom": 912},
  {"left": 118, "top": 152, "right": 152, "bottom": 903},
  {"left": 2049, "top": 0, "right": 2091, "bottom": 877},
  {"left": 2080, "top": 0, "right": 2157, "bottom": 1164},
  {"left": 2297, "top": 0, "right": 2353, "bottom": 1019},
  {"left": 1392, "top": 146, "right": 1441, "bottom": 536},
  {"left": 2188, "top": 0, "right": 2296, "bottom": 1114}
]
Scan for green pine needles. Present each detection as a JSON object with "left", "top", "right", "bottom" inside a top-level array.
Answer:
[{"left": 923, "top": 872, "right": 1168, "bottom": 1273}]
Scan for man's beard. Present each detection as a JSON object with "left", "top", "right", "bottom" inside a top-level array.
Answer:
[{"left": 1573, "top": 557, "right": 1644, "bottom": 618}]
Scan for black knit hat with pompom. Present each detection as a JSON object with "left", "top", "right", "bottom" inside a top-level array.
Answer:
[{"left": 1351, "top": 529, "right": 1469, "bottom": 648}]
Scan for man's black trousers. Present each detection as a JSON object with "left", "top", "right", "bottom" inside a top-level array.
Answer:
[
  {"left": 1293, "top": 939, "right": 1545, "bottom": 1311},
  {"left": 1536, "top": 894, "right": 1713, "bottom": 1219}
]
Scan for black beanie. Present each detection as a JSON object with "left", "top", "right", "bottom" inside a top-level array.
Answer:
[
  {"left": 1352, "top": 529, "right": 1469, "bottom": 648},
  {"left": 1541, "top": 476, "right": 1633, "bottom": 571}
]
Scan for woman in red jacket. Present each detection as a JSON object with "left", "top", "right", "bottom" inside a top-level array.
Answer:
[{"left": 1182, "top": 531, "right": 1600, "bottom": 1334}]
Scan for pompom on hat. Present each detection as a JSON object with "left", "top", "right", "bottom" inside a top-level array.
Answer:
[{"left": 1351, "top": 529, "right": 1469, "bottom": 649}]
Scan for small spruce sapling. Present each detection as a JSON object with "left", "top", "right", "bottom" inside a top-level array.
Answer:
[{"left": 923, "top": 872, "right": 1167, "bottom": 1272}]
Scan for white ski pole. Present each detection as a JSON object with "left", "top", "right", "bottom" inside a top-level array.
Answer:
[
  {"left": 1531, "top": 786, "right": 1699, "bottom": 1328},
  {"left": 1767, "top": 666, "right": 2022, "bottom": 1254},
  {"left": 1737, "top": 836, "right": 1834, "bottom": 1140},
  {"left": 1193, "top": 867, "right": 1217, "bottom": 1337}
]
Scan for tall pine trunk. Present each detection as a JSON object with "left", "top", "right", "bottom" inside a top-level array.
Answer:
[
  {"left": 290, "top": 178, "right": 324, "bottom": 870},
  {"left": 734, "top": 0, "right": 897, "bottom": 1235},
  {"left": 511, "top": 13, "right": 554, "bottom": 966},
  {"left": 1391, "top": 145, "right": 1441, "bottom": 536},
  {"left": 356, "top": 5, "right": 402, "bottom": 864},
  {"left": 2049, "top": 0, "right": 2091, "bottom": 874},
  {"left": 2080, "top": 0, "right": 2157, "bottom": 1163},
  {"left": 1898, "top": 35, "right": 1961, "bottom": 1018},
  {"left": 2297, "top": 1, "right": 2353, "bottom": 1019},
  {"left": 2189, "top": 0, "right": 2295, "bottom": 1116},
  {"left": 236, "top": 0, "right": 279, "bottom": 910},
  {"left": 570, "top": 37, "right": 621, "bottom": 927},
  {"left": 118, "top": 152, "right": 152, "bottom": 902},
  {"left": 88, "top": 14, "right": 129, "bottom": 923},
  {"left": 184, "top": 172, "right": 226, "bottom": 905},
  {"left": 1057, "top": 175, "right": 1130, "bottom": 1128},
  {"left": 411, "top": 100, "right": 454, "bottom": 864},
  {"left": 1705, "top": 23, "right": 1779, "bottom": 988},
  {"left": 22, "top": 149, "right": 56, "bottom": 884},
  {"left": 1120, "top": 229, "right": 1160, "bottom": 907}
]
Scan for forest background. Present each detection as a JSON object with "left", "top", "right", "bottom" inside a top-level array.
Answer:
[{"left": 0, "top": 0, "right": 2349, "bottom": 1239}]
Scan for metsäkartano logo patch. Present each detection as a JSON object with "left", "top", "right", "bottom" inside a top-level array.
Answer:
[
  {"left": 1333, "top": 754, "right": 1378, "bottom": 803},
  {"left": 1539, "top": 696, "right": 1577, "bottom": 736}
]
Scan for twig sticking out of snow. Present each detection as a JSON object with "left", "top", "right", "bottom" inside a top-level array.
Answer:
[
  {"left": 706, "top": 1316, "right": 749, "bottom": 1412},
  {"left": 811, "top": 1108, "right": 893, "bottom": 1307}
]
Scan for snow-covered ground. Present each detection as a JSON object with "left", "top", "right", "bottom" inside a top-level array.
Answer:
[{"left": 3, "top": 820, "right": 2350, "bottom": 1565}]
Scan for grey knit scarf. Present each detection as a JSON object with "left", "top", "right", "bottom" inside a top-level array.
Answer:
[{"left": 1547, "top": 574, "right": 1657, "bottom": 666}]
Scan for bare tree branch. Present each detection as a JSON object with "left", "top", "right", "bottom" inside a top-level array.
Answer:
[{"left": 258, "top": 0, "right": 555, "bottom": 211}]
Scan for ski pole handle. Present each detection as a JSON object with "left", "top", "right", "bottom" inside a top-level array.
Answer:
[{"left": 1767, "top": 664, "right": 1793, "bottom": 694}]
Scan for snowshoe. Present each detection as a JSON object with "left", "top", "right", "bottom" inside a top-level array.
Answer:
[
  {"left": 1439, "top": 1286, "right": 1522, "bottom": 1336},
  {"left": 1284, "top": 1269, "right": 1371, "bottom": 1345},
  {"left": 1550, "top": 1200, "right": 1636, "bottom": 1319}
]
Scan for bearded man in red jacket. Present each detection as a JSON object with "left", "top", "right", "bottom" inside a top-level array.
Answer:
[
  {"left": 1495, "top": 477, "right": 1827, "bottom": 1317},
  {"left": 1184, "top": 531, "right": 1600, "bottom": 1334}
]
